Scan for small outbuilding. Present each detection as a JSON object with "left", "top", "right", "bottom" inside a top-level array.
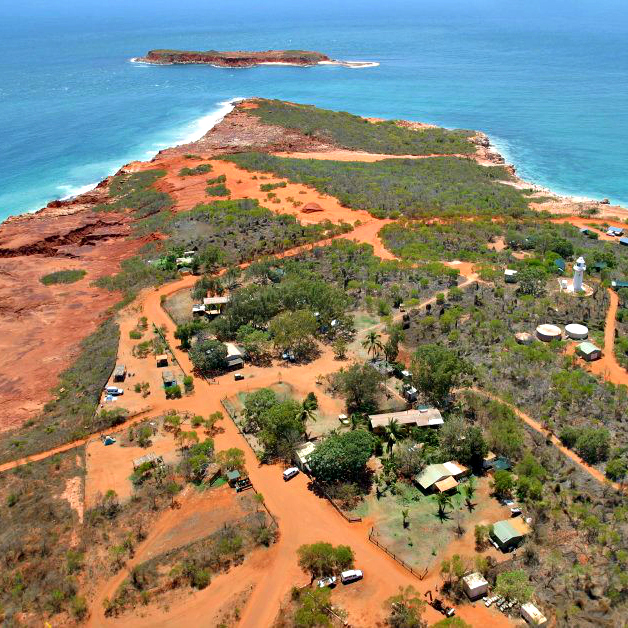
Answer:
[
  {"left": 162, "top": 370, "right": 176, "bottom": 388},
  {"left": 554, "top": 258, "right": 566, "bottom": 273},
  {"left": 607, "top": 226, "right": 624, "bottom": 237},
  {"left": 611, "top": 280, "right": 628, "bottom": 290},
  {"left": 576, "top": 341, "right": 602, "bottom": 361},
  {"left": 536, "top": 324, "right": 562, "bottom": 342},
  {"left": 620, "top": 238, "right": 628, "bottom": 247},
  {"left": 175, "top": 256, "right": 194, "bottom": 267},
  {"left": 435, "top": 476, "right": 458, "bottom": 493},
  {"left": 521, "top": 602, "right": 548, "bottom": 627},
  {"left": 504, "top": 269, "right": 518, "bottom": 283},
  {"left": 565, "top": 323, "right": 588, "bottom": 340},
  {"left": 192, "top": 304, "right": 206, "bottom": 316},
  {"left": 113, "top": 364, "right": 126, "bottom": 382},
  {"left": 415, "top": 461, "right": 468, "bottom": 492},
  {"left": 294, "top": 441, "right": 316, "bottom": 473},
  {"left": 491, "top": 516, "right": 531, "bottom": 552},
  {"left": 225, "top": 342, "right": 244, "bottom": 370},
  {"left": 133, "top": 452, "right": 160, "bottom": 470},
  {"left": 203, "top": 295, "right": 230, "bottom": 316},
  {"left": 226, "top": 469, "right": 241, "bottom": 487},
  {"left": 156, "top": 354, "right": 168, "bottom": 368},
  {"left": 515, "top": 332, "right": 534, "bottom": 345},
  {"left": 462, "top": 572, "right": 489, "bottom": 600}
]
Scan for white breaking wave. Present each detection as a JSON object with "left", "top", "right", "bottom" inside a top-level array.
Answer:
[
  {"left": 54, "top": 98, "right": 244, "bottom": 203},
  {"left": 58, "top": 181, "right": 100, "bottom": 200}
]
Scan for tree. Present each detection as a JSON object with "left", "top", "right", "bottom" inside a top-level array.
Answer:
[
  {"left": 383, "top": 418, "right": 406, "bottom": 454},
  {"left": 349, "top": 413, "right": 367, "bottom": 431},
  {"left": 297, "top": 542, "right": 355, "bottom": 582},
  {"left": 293, "top": 587, "right": 332, "bottom": 628},
  {"left": 411, "top": 344, "right": 472, "bottom": 407},
  {"left": 402, "top": 508, "right": 410, "bottom": 529},
  {"left": 606, "top": 458, "right": 627, "bottom": 483},
  {"left": 362, "top": 331, "right": 384, "bottom": 360},
  {"left": 242, "top": 388, "right": 277, "bottom": 433},
  {"left": 462, "top": 476, "right": 476, "bottom": 510},
  {"left": 517, "top": 267, "right": 546, "bottom": 297},
  {"left": 491, "top": 470, "right": 515, "bottom": 498},
  {"left": 575, "top": 428, "right": 610, "bottom": 464},
  {"left": 333, "top": 338, "right": 348, "bottom": 360},
  {"left": 298, "top": 395, "right": 318, "bottom": 425},
  {"left": 495, "top": 569, "right": 533, "bottom": 602},
  {"left": 258, "top": 399, "right": 305, "bottom": 456},
  {"left": 384, "top": 585, "right": 426, "bottom": 628},
  {"left": 309, "top": 430, "right": 377, "bottom": 485},
  {"left": 216, "top": 447, "right": 245, "bottom": 473},
  {"left": 435, "top": 492, "right": 453, "bottom": 522},
  {"left": 431, "top": 618, "right": 472, "bottom": 628},
  {"left": 189, "top": 339, "right": 228, "bottom": 376},
  {"left": 440, "top": 554, "right": 466, "bottom": 588},
  {"left": 474, "top": 524, "right": 490, "bottom": 550},
  {"left": 174, "top": 320, "right": 206, "bottom": 350},
  {"left": 269, "top": 309, "right": 318, "bottom": 360},
  {"left": 334, "top": 362, "right": 383, "bottom": 415},
  {"left": 457, "top": 427, "right": 488, "bottom": 473}
]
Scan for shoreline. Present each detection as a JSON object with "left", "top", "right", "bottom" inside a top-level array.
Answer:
[
  {"left": 2, "top": 99, "right": 625, "bottom": 226},
  {"left": 130, "top": 57, "right": 379, "bottom": 69}
]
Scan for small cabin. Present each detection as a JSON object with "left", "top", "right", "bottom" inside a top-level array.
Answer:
[
  {"left": 113, "top": 364, "right": 126, "bottom": 382},
  {"left": 576, "top": 341, "right": 602, "bottom": 362},
  {"left": 463, "top": 572, "right": 489, "bottom": 601},
  {"left": 607, "top": 226, "right": 624, "bottom": 237},
  {"left": 162, "top": 370, "right": 177, "bottom": 387},
  {"left": 156, "top": 354, "right": 168, "bottom": 368},
  {"left": 504, "top": 269, "right": 518, "bottom": 283}
]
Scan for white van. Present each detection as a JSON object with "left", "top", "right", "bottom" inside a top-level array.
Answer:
[
  {"left": 282, "top": 467, "right": 299, "bottom": 481},
  {"left": 340, "top": 569, "right": 363, "bottom": 584},
  {"left": 105, "top": 386, "right": 123, "bottom": 396}
]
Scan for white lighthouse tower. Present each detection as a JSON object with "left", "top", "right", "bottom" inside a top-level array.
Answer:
[{"left": 573, "top": 256, "right": 586, "bottom": 292}]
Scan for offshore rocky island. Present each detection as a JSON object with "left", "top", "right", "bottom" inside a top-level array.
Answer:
[{"left": 133, "top": 49, "right": 378, "bottom": 68}]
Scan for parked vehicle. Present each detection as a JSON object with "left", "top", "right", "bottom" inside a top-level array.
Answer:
[
  {"left": 235, "top": 478, "right": 252, "bottom": 493},
  {"left": 105, "top": 386, "right": 124, "bottom": 395},
  {"left": 510, "top": 507, "right": 522, "bottom": 517},
  {"left": 317, "top": 576, "right": 337, "bottom": 588},
  {"left": 282, "top": 467, "right": 299, "bottom": 481},
  {"left": 234, "top": 373, "right": 244, "bottom": 381},
  {"left": 340, "top": 569, "right": 363, "bottom": 584}
]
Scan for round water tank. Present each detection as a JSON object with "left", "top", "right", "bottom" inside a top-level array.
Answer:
[
  {"left": 565, "top": 323, "right": 589, "bottom": 340},
  {"left": 536, "top": 324, "right": 562, "bottom": 342}
]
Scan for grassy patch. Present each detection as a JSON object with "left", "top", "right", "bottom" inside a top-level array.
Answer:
[
  {"left": 223, "top": 153, "right": 532, "bottom": 219},
  {"left": 206, "top": 183, "right": 230, "bottom": 197},
  {"left": 179, "top": 163, "right": 213, "bottom": 176},
  {"left": 40, "top": 269, "right": 86, "bottom": 285},
  {"left": 0, "top": 319, "right": 122, "bottom": 463},
  {"left": 249, "top": 99, "right": 475, "bottom": 155},
  {"left": 96, "top": 169, "right": 173, "bottom": 218}
]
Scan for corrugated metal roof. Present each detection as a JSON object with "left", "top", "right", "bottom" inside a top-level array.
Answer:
[
  {"left": 369, "top": 408, "right": 443, "bottom": 429},
  {"left": 416, "top": 464, "right": 449, "bottom": 489}
]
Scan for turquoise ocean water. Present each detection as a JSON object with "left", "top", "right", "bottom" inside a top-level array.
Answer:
[{"left": 1, "top": 0, "right": 627, "bottom": 221}]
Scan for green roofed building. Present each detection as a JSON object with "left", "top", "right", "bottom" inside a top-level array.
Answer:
[
  {"left": 554, "top": 258, "right": 566, "bottom": 273},
  {"left": 576, "top": 341, "right": 602, "bottom": 362},
  {"left": 491, "top": 517, "right": 531, "bottom": 552}
]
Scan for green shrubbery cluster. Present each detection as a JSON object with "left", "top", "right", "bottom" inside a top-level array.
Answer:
[
  {"left": 224, "top": 153, "right": 531, "bottom": 218},
  {"left": 179, "top": 163, "right": 213, "bottom": 176},
  {"left": 40, "top": 269, "right": 86, "bottom": 285},
  {"left": 249, "top": 99, "right": 474, "bottom": 155}
]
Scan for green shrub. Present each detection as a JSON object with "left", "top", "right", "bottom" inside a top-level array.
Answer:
[
  {"left": 179, "top": 163, "right": 213, "bottom": 176},
  {"left": 99, "top": 169, "right": 173, "bottom": 218},
  {"left": 260, "top": 181, "right": 287, "bottom": 192},
  {"left": 165, "top": 385, "right": 182, "bottom": 399},
  {"left": 206, "top": 174, "right": 226, "bottom": 185},
  {"left": 129, "top": 330, "right": 142, "bottom": 340},
  {"left": 40, "top": 269, "right": 86, "bottom": 285},
  {"left": 206, "top": 183, "right": 230, "bottom": 197}
]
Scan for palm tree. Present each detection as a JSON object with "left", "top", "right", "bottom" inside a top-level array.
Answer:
[
  {"left": 297, "top": 398, "right": 317, "bottom": 425},
  {"left": 462, "top": 476, "right": 476, "bottom": 511},
  {"left": 362, "top": 331, "right": 383, "bottom": 360},
  {"left": 402, "top": 508, "right": 410, "bottom": 529},
  {"left": 349, "top": 413, "right": 366, "bottom": 431},
  {"left": 383, "top": 418, "right": 405, "bottom": 454},
  {"left": 435, "top": 492, "right": 453, "bottom": 522}
]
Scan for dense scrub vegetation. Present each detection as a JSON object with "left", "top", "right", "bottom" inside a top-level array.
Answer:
[
  {"left": 0, "top": 319, "right": 122, "bottom": 463},
  {"left": 405, "top": 279, "right": 626, "bottom": 467},
  {"left": 178, "top": 163, "right": 212, "bottom": 176},
  {"left": 0, "top": 450, "right": 86, "bottom": 622},
  {"left": 249, "top": 99, "right": 475, "bottom": 155},
  {"left": 40, "top": 269, "right": 86, "bottom": 285},
  {"left": 224, "top": 153, "right": 532, "bottom": 218},
  {"left": 96, "top": 169, "right": 173, "bottom": 218}
]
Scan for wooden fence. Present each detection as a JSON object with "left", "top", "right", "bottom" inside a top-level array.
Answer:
[{"left": 368, "top": 528, "right": 428, "bottom": 580}]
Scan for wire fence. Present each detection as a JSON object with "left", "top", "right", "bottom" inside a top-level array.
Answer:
[
  {"left": 368, "top": 528, "right": 428, "bottom": 580},
  {"left": 315, "top": 483, "right": 362, "bottom": 523}
]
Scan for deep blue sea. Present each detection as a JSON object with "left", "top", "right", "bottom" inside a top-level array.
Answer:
[{"left": 1, "top": 0, "right": 627, "bottom": 221}]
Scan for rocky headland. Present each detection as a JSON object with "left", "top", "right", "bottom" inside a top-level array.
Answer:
[{"left": 0, "top": 98, "right": 624, "bottom": 430}]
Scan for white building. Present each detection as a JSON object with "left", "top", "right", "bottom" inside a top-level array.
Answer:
[
  {"left": 521, "top": 602, "right": 548, "bottom": 627},
  {"left": 573, "top": 256, "right": 586, "bottom": 292},
  {"left": 462, "top": 572, "right": 488, "bottom": 600}
]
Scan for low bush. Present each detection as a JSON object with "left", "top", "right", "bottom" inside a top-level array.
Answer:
[
  {"left": 40, "top": 269, "right": 86, "bottom": 285},
  {"left": 179, "top": 163, "right": 213, "bottom": 176}
]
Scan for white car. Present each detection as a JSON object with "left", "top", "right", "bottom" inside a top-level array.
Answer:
[
  {"left": 317, "top": 576, "right": 337, "bottom": 588},
  {"left": 282, "top": 467, "right": 299, "bottom": 481},
  {"left": 105, "top": 386, "right": 124, "bottom": 396},
  {"left": 340, "top": 569, "right": 363, "bottom": 584}
]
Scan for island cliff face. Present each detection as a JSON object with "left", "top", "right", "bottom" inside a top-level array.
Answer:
[{"left": 137, "top": 49, "right": 331, "bottom": 67}]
